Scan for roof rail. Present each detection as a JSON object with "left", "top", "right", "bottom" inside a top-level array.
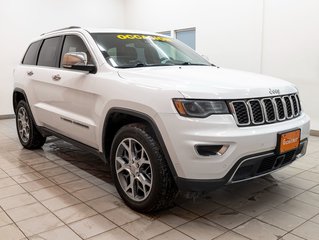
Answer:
[{"left": 41, "top": 26, "right": 81, "bottom": 36}]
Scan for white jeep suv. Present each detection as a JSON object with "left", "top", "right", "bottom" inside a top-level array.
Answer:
[{"left": 13, "top": 26, "right": 310, "bottom": 212}]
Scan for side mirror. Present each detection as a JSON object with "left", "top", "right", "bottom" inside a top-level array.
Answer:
[{"left": 62, "top": 52, "right": 97, "bottom": 74}]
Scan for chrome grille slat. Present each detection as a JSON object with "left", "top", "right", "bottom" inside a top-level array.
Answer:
[{"left": 230, "top": 94, "right": 301, "bottom": 127}]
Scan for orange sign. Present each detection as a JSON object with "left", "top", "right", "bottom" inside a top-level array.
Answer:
[{"left": 279, "top": 129, "right": 300, "bottom": 154}]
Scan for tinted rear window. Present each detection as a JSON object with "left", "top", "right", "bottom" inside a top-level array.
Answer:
[
  {"left": 38, "top": 37, "right": 62, "bottom": 67},
  {"left": 22, "top": 40, "right": 42, "bottom": 65}
]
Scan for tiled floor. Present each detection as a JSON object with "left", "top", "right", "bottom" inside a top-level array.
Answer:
[{"left": 0, "top": 119, "right": 319, "bottom": 240}]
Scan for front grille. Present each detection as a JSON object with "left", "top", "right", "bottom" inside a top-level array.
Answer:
[{"left": 230, "top": 93, "right": 301, "bottom": 127}]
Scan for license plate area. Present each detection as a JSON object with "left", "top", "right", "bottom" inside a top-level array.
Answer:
[{"left": 277, "top": 129, "right": 301, "bottom": 154}]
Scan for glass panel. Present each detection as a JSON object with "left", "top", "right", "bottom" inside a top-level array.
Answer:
[
  {"left": 176, "top": 29, "right": 195, "bottom": 50},
  {"left": 38, "top": 37, "right": 62, "bottom": 67},
  {"left": 22, "top": 40, "right": 42, "bottom": 65},
  {"left": 60, "top": 35, "right": 93, "bottom": 67}
]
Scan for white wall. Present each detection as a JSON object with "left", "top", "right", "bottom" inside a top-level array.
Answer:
[
  {"left": 124, "top": 0, "right": 319, "bottom": 130},
  {"left": 0, "top": 0, "right": 125, "bottom": 115},
  {"left": 1, "top": 0, "right": 318, "bottom": 130},
  {"left": 262, "top": 0, "right": 319, "bottom": 130},
  {"left": 124, "top": 0, "right": 264, "bottom": 73}
]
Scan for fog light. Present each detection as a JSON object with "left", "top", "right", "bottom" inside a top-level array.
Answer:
[{"left": 196, "top": 145, "right": 229, "bottom": 156}]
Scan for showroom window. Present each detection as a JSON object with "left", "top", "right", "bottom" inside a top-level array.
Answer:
[
  {"left": 158, "top": 31, "right": 171, "bottom": 36},
  {"left": 22, "top": 40, "right": 42, "bottom": 65},
  {"left": 37, "top": 37, "right": 62, "bottom": 67},
  {"left": 175, "top": 28, "right": 196, "bottom": 50},
  {"left": 60, "top": 35, "right": 93, "bottom": 67}
]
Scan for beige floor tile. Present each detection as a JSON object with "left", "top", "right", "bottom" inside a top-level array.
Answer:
[
  {"left": 178, "top": 197, "right": 220, "bottom": 216},
  {"left": 310, "top": 214, "right": 319, "bottom": 224},
  {"left": 22, "top": 157, "right": 50, "bottom": 166},
  {"left": 0, "top": 212, "right": 12, "bottom": 227},
  {"left": 70, "top": 215, "right": 116, "bottom": 239},
  {"left": 36, "top": 225, "right": 81, "bottom": 240},
  {"left": 157, "top": 206, "right": 197, "bottom": 228},
  {"left": 12, "top": 172, "right": 43, "bottom": 184},
  {"left": 309, "top": 185, "right": 319, "bottom": 194},
  {"left": 295, "top": 171, "right": 319, "bottom": 183},
  {"left": 177, "top": 218, "right": 226, "bottom": 240},
  {"left": 4, "top": 166, "right": 34, "bottom": 176},
  {"left": 97, "top": 182, "right": 118, "bottom": 194},
  {"left": 280, "top": 233, "right": 305, "bottom": 240},
  {"left": 39, "top": 167, "right": 68, "bottom": 178},
  {"left": 122, "top": 218, "right": 171, "bottom": 240},
  {"left": 16, "top": 213, "right": 64, "bottom": 237},
  {"left": 204, "top": 207, "right": 251, "bottom": 229},
  {"left": 295, "top": 191, "right": 319, "bottom": 207},
  {"left": 231, "top": 191, "right": 289, "bottom": 216},
  {"left": 85, "top": 176, "right": 108, "bottom": 186},
  {"left": 276, "top": 199, "right": 319, "bottom": 219},
  {"left": 54, "top": 203, "right": 97, "bottom": 224},
  {"left": 42, "top": 194, "right": 80, "bottom": 212},
  {"left": 0, "top": 185, "right": 26, "bottom": 199},
  {"left": 292, "top": 221, "right": 319, "bottom": 240},
  {"left": 0, "top": 177, "right": 18, "bottom": 189},
  {"left": 257, "top": 209, "right": 305, "bottom": 231},
  {"left": 86, "top": 195, "right": 123, "bottom": 213},
  {"left": 60, "top": 179, "right": 93, "bottom": 193},
  {"left": 21, "top": 179, "right": 54, "bottom": 192},
  {"left": 14, "top": 152, "right": 42, "bottom": 161},
  {"left": 283, "top": 176, "right": 318, "bottom": 190},
  {"left": 214, "top": 231, "right": 250, "bottom": 240},
  {"left": 72, "top": 186, "right": 108, "bottom": 202},
  {"left": 49, "top": 172, "right": 80, "bottom": 184},
  {"left": 265, "top": 182, "right": 305, "bottom": 198},
  {"left": 103, "top": 206, "right": 141, "bottom": 226},
  {"left": 0, "top": 224, "right": 25, "bottom": 240},
  {"left": 0, "top": 193, "right": 37, "bottom": 210},
  {"left": 151, "top": 229, "right": 193, "bottom": 240},
  {"left": 234, "top": 219, "right": 286, "bottom": 240},
  {"left": 31, "top": 162, "right": 58, "bottom": 171},
  {"left": 6, "top": 202, "right": 49, "bottom": 222},
  {"left": 88, "top": 227, "right": 136, "bottom": 240},
  {"left": 31, "top": 186, "right": 66, "bottom": 201}
]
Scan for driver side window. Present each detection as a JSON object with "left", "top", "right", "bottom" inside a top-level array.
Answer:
[{"left": 60, "top": 35, "right": 93, "bottom": 67}]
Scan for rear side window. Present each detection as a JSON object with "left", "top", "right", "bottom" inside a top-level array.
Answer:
[
  {"left": 38, "top": 37, "right": 62, "bottom": 67},
  {"left": 22, "top": 40, "right": 42, "bottom": 65}
]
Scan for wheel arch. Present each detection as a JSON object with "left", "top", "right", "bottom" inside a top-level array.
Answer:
[
  {"left": 102, "top": 108, "right": 178, "bottom": 180},
  {"left": 13, "top": 88, "right": 29, "bottom": 114}
]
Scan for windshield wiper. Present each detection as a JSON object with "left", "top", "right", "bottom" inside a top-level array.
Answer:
[
  {"left": 116, "top": 63, "right": 174, "bottom": 68},
  {"left": 175, "top": 62, "right": 208, "bottom": 66}
]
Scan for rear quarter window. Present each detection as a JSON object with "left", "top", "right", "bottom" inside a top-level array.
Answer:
[{"left": 22, "top": 40, "right": 43, "bottom": 65}]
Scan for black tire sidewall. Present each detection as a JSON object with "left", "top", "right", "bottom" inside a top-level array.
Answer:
[
  {"left": 15, "top": 100, "right": 42, "bottom": 149},
  {"left": 110, "top": 125, "right": 165, "bottom": 212}
]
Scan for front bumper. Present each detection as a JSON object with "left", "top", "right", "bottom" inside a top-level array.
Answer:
[{"left": 155, "top": 112, "right": 310, "bottom": 191}]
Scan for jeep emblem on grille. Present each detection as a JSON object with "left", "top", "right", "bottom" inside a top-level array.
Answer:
[{"left": 269, "top": 88, "right": 280, "bottom": 95}]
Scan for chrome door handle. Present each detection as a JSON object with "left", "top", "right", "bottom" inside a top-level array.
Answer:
[
  {"left": 27, "top": 71, "right": 33, "bottom": 76},
  {"left": 52, "top": 74, "right": 61, "bottom": 81}
]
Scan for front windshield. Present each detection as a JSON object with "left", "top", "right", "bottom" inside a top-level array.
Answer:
[{"left": 91, "top": 33, "right": 211, "bottom": 68}]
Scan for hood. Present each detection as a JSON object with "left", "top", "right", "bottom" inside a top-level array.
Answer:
[{"left": 118, "top": 66, "right": 297, "bottom": 99}]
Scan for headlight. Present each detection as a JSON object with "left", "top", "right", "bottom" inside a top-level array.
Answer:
[{"left": 173, "top": 99, "right": 229, "bottom": 117}]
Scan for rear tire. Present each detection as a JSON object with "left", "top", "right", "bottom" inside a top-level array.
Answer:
[
  {"left": 15, "top": 100, "right": 46, "bottom": 149},
  {"left": 110, "top": 123, "right": 177, "bottom": 213}
]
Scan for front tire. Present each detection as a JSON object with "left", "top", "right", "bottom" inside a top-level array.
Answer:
[
  {"left": 15, "top": 100, "right": 46, "bottom": 149},
  {"left": 110, "top": 123, "right": 177, "bottom": 213}
]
